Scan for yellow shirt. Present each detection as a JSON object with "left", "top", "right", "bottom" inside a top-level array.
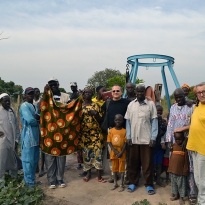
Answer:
[
  {"left": 187, "top": 102, "right": 205, "bottom": 156},
  {"left": 92, "top": 97, "right": 105, "bottom": 107}
]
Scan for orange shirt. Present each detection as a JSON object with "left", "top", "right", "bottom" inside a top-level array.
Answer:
[{"left": 107, "top": 128, "right": 126, "bottom": 161}]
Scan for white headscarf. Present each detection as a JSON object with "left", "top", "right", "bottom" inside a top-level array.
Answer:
[{"left": 0, "top": 93, "right": 9, "bottom": 100}]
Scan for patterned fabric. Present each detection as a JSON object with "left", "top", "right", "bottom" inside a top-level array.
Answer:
[
  {"left": 166, "top": 104, "right": 194, "bottom": 143},
  {"left": 170, "top": 173, "right": 186, "bottom": 197},
  {"left": 78, "top": 102, "right": 104, "bottom": 150},
  {"left": 187, "top": 172, "right": 198, "bottom": 198},
  {"left": 82, "top": 147, "right": 102, "bottom": 170},
  {"left": 40, "top": 88, "right": 83, "bottom": 156}
]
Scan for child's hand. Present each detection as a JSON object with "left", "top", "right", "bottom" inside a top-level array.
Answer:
[
  {"left": 161, "top": 143, "right": 166, "bottom": 150},
  {"left": 114, "top": 150, "right": 119, "bottom": 156},
  {"left": 117, "top": 152, "right": 122, "bottom": 158}
]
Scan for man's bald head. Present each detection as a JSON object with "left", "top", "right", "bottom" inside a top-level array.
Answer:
[{"left": 174, "top": 88, "right": 185, "bottom": 96}]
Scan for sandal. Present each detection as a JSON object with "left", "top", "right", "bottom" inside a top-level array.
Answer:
[
  {"left": 110, "top": 184, "right": 119, "bottom": 190},
  {"left": 145, "top": 186, "right": 155, "bottom": 195},
  {"left": 126, "top": 184, "right": 137, "bottom": 193},
  {"left": 189, "top": 197, "right": 197, "bottom": 205},
  {"left": 83, "top": 177, "right": 90, "bottom": 182},
  {"left": 118, "top": 185, "right": 125, "bottom": 192},
  {"left": 96, "top": 177, "right": 107, "bottom": 183}
]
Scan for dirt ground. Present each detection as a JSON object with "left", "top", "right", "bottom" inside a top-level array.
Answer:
[{"left": 38, "top": 154, "right": 190, "bottom": 205}]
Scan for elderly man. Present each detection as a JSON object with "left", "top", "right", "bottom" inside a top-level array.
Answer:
[
  {"left": 125, "top": 84, "right": 158, "bottom": 194},
  {"left": 19, "top": 87, "right": 40, "bottom": 187},
  {"left": 187, "top": 82, "right": 205, "bottom": 204},
  {"left": 0, "top": 93, "right": 20, "bottom": 187},
  {"left": 43, "top": 77, "right": 70, "bottom": 189}
]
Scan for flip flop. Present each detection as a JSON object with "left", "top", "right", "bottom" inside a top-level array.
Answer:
[
  {"left": 146, "top": 186, "right": 155, "bottom": 195},
  {"left": 96, "top": 177, "right": 107, "bottom": 183},
  {"left": 126, "top": 184, "right": 137, "bottom": 193},
  {"left": 83, "top": 177, "right": 90, "bottom": 182}
]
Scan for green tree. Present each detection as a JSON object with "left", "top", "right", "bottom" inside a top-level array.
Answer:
[
  {"left": 87, "top": 68, "right": 121, "bottom": 88},
  {"left": 0, "top": 78, "right": 23, "bottom": 99},
  {"left": 59, "top": 87, "right": 66, "bottom": 93},
  {"left": 187, "top": 86, "right": 196, "bottom": 100},
  {"left": 106, "top": 74, "right": 144, "bottom": 91}
]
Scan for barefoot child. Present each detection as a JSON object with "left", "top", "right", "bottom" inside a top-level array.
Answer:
[
  {"left": 107, "top": 114, "right": 126, "bottom": 192},
  {"left": 168, "top": 132, "right": 189, "bottom": 205}
]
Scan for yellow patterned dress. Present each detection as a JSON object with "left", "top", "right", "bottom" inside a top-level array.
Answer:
[{"left": 79, "top": 102, "right": 104, "bottom": 170}]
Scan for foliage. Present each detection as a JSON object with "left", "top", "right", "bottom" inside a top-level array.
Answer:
[
  {"left": 59, "top": 87, "right": 66, "bottom": 93},
  {"left": 0, "top": 78, "right": 23, "bottom": 100},
  {"left": 105, "top": 74, "right": 144, "bottom": 91},
  {"left": 187, "top": 86, "right": 196, "bottom": 100},
  {"left": 132, "top": 199, "right": 150, "bottom": 205},
  {"left": 87, "top": 68, "right": 121, "bottom": 88},
  {"left": 0, "top": 172, "right": 44, "bottom": 205}
]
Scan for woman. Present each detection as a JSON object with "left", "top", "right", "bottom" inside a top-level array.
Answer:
[
  {"left": 92, "top": 85, "right": 106, "bottom": 107},
  {"left": 79, "top": 87, "right": 105, "bottom": 182}
]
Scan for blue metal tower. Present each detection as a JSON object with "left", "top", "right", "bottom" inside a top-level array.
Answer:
[{"left": 126, "top": 54, "right": 180, "bottom": 110}]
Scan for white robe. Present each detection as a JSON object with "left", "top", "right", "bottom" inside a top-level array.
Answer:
[{"left": 0, "top": 106, "right": 20, "bottom": 177}]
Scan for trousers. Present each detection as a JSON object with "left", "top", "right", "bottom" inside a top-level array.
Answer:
[
  {"left": 21, "top": 144, "right": 39, "bottom": 187},
  {"left": 128, "top": 144, "right": 154, "bottom": 186},
  {"left": 45, "top": 154, "right": 66, "bottom": 183},
  {"left": 192, "top": 151, "right": 205, "bottom": 204}
]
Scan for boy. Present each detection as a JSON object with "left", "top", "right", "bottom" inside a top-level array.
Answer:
[
  {"left": 154, "top": 105, "right": 167, "bottom": 187},
  {"left": 107, "top": 114, "right": 126, "bottom": 192},
  {"left": 153, "top": 115, "right": 166, "bottom": 186},
  {"left": 168, "top": 132, "right": 189, "bottom": 205}
]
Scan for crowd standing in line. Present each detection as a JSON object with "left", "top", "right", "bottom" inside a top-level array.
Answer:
[{"left": 1, "top": 79, "right": 205, "bottom": 205}]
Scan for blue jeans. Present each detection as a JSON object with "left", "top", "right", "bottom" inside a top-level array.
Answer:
[{"left": 21, "top": 143, "right": 39, "bottom": 187}]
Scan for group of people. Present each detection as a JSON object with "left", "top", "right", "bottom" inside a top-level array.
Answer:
[{"left": 0, "top": 78, "right": 205, "bottom": 205}]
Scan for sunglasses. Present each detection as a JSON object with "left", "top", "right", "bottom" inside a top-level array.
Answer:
[{"left": 112, "top": 90, "right": 120, "bottom": 93}]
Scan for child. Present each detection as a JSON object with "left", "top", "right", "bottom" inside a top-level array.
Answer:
[
  {"left": 168, "top": 132, "right": 189, "bottom": 205},
  {"left": 107, "top": 114, "right": 126, "bottom": 192},
  {"left": 153, "top": 115, "right": 166, "bottom": 186}
]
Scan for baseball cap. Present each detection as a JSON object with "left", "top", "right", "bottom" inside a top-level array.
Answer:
[
  {"left": 24, "top": 87, "right": 34, "bottom": 94},
  {"left": 70, "top": 82, "right": 77, "bottom": 86},
  {"left": 48, "top": 77, "right": 59, "bottom": 83}
]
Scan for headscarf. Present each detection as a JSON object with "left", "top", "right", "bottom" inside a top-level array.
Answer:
[
  {"left": 181, "top": 84, "right": 191, "bottom": 91},
  {"left": 0, "top": 93, "right": 9, "bottom": 100},
  {"left": 96, "top": 85, "right": 104, "bottom": 93}
]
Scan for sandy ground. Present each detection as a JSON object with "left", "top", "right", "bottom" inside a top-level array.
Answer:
[{"left": 38, "top": 154, "right": 190, "bottom": 205}]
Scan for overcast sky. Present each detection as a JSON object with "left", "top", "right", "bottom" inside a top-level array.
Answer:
[{"left": 0, "top": 0, "right": 205, "bottom": 95}]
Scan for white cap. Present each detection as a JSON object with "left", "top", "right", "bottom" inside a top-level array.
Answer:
[
  {"left": 48, "top": 77, "right": 58, "bottom": 83},
  {"left": 0, "top": 93, "right": 9, "bottom": 100},
  {"left": 70, "top": 82, "right": 77, "bottom": 86}
]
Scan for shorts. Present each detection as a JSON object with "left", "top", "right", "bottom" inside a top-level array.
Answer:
[
  {"left": 154, "top": 149, "right": 164, "bottom": 165},
  {"left": 111, "top": 159, "right": 125, "bottom": 173},
  {"left": 162, "top": 157, "right": 169, "bottom": 167}
]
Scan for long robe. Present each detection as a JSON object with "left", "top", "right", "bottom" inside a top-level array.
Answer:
[{"left": 0, "top": 106, "right": 20, "bottom": 177}]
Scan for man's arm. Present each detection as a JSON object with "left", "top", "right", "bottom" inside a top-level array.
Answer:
[
  {"left": 20, "top": 104, "right": 39, "bottom": 126},
  {"left": 126, "top": 119, "right": 132, "bottom": 146}
]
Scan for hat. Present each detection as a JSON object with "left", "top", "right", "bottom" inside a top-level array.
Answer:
[
  {"left": 181, "top": 84, "right": 191, "bottom": 91},
  {"left": 70, "top": 82, "right": 77, "bottom": 86},
  {"left": 24, "top": 87, "right": 34, "bottom": 94},
  {"left": 0, "top": 93, "right": 9, "bottom": 100},
  {"left": 48, "top": 77, "right": 59, "bottom": 83}
]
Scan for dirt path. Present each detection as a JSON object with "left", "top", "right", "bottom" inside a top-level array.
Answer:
[{"left": 38, "top": 154, "right": 189, "bottom": 205}]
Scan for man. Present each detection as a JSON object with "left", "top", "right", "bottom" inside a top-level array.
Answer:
[
  {"left": 44, "top": 77, "right": 70, "bottom": 188},
  {"left": 166, "top": 88, "right": 197, "bottom": 203},
  {"left": 187, "top": 82, "right": 205, "bottom": 204},
  {"left": 102, "top": 85, "right": 130, "bottom": 183},
  {"left": 0, "top": 93, "right": 20, "bottom": 187},
  {"left": 126, "top": 83, "right": 136, "bottom": 101},
  {"left": 19, "top": 87, "right": 40, "bottom": 187},
  {"left": 33, "top": 88, "right": 41, "bottom": 105},
  {"left": 125, "top": 84, "right": 158, "bottom": 194},
  {"left": 70, "top": 82, "right": 79, "bottom": 100}
]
